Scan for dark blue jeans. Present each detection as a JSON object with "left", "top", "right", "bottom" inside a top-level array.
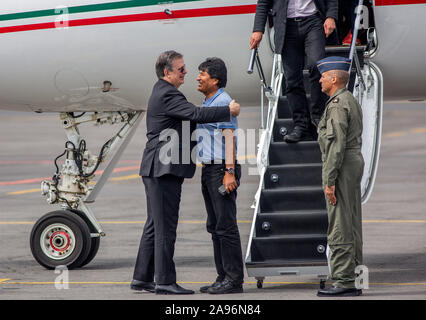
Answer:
[{"left": 282, "top": 13, "right": 328, "bottom": 130}]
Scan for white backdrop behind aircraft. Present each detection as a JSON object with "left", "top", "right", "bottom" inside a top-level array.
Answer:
[{"left": 373, "top": 0, "right": 426, "bottom": 100}]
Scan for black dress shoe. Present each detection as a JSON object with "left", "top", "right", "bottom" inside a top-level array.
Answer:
[
  {"left": 207, "top": 279, "right": 243, "bottom": 294},
  {"left": 155, "top": 283, "right": 195, "bottom": 295},
  {"left": 317, "top": 286, "right": 362, "bottom": 297},
  {"left": 284, "top": 126, "right": 308, "bottom": 143},
  {"left": 130, "top": 279, "right": 156, "bottom": 293},
  {"left": 200, "top": 276, "right": 224, "bottom": 293}
]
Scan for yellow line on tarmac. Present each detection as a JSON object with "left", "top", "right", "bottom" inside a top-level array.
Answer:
[
  {"left": 0, "top": 220, "right": 253, "bottom": 226},
  {"left": 383, "top": 131, "right": 406, "bottom": 138},
  {"left": 5, "top": 154, "right": 257, "bottom": 196},
  {"left": 363, "top": 219, "right": 426, "bottom": 223},
  {"left": 370, "top": 282, "right": 426, "bottom": 286},
  {"left": 0, "top": 220, "right": 425, "bottom": 226},
  {"left": 384, "top": 126, "right": 426, "bottom": 138},
  {"left": 1, "top": 280, "right": 425, "bottom": 287},
  {"left": 0, "top": 221, "right": 35, "bottom": 225},
  {"left": 109, "top": 174, "right": 139, "bottom": 182},
  {"left": 2, "top": 281, "right": 130, "bottom": 285},
  {"left": 7, "top": 188, "right": 41, "bottom": 195},
  {"left": 100, "top": 220, "right": 146, "bottom": 224},
  {"left": 244, "top": 281, "right": 426, "bottom": 287},
  {"left": 152, "top": 219, "right": 426, "bottom": 225},
  {"left": 411, "top": 127, "right": 426, "bottom": 134}
]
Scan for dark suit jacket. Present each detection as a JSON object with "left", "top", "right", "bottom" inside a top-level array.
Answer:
[
  {"left": 139, "top": 79, "right": 231, "bottom": 178},
  {"left": 253, "top": 0, "right": 338, "bottom": 53}
]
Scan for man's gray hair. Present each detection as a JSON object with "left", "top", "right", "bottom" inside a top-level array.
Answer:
[
  {"left": 329, "top": 69, "right": 350, "bottom": 85},
  {"left": 155, "top": 50, "right": 183, "bottom": 79}
]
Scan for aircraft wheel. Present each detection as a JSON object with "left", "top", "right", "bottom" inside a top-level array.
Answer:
[
  {"left": 69, "top": 209, "right": 100, "bottom": 268},
  {"left": 30, "top": 210, "right": 92, "bottom": 270},
  {"left": 78, "top": 236, "right": 100, "bottom": 268}
]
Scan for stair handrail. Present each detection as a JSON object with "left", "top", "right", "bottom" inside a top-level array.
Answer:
[
  {"left": 348, "top": 0, "right": 366, "bottom": 94},
  {"left": 256, "top": 52, "right": 283, "bottom": 174},
  {"left": 248, "top": 48, "right": 273, "bottom": 94},
  {"left": 245, "top": 50, "right": 284, "bottom": 262},
  {"left": 248, "top": 48, "right": 275, "bottom": 129}
]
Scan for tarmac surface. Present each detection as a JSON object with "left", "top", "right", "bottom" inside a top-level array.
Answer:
[{"left": 0, "top": 102, "right": 425, "bottom": 301}]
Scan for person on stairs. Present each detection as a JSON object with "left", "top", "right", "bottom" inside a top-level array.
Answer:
[{"left": 250, "top": 0, "right": 338, "bottom": 143}]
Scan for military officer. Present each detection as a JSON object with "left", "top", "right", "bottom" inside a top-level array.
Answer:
[{"left": 316, "top": 56, "right": 364, "bottom": 297}]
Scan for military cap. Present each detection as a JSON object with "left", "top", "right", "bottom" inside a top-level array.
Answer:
[{"left": 317, "top": 56, "right": 351, "bottom": 74}]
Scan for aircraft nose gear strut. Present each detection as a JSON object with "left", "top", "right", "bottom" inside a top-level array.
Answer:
[{"left": 30, "top": 111, "right": 144, "bottom": 269}]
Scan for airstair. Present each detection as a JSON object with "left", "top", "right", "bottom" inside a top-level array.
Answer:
[{"left": 245, "top": 36, "right": 380, "bottom": 288}]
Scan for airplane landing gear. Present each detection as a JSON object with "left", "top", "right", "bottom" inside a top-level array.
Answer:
[{"left": 31, "top": 111, "right": 144, "bottom": 269}]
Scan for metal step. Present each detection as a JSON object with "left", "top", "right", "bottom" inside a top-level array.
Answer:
[
  {"left": 250, "top": 234, "right": 327, "bottom": 262},
  {"left": 272, "top": 118, "right": 293, "bottom": 141},
  {"left": 245, "top": 259, "right": 328, "bottom": 268},
  {"left": 277, "top": 94, "right": 311, "bottom": 119},
  {"left": 325, "top": 45, "right": 366, "bottom": 67},
  {"left": 273, "top": 116, "right": 318, "bottom": 142},
  {"left": 268, "top": 141, "right": 321, "bottom": 165},
  {"left": 277, "top": 96, "right": 292, "bottom": 119},
  {"left": 260, "top": 186, "right": 325, "bottom": 212},
  {"left": 256, "top": 210, "right": 328, "bottom": 237},
  {"left": 264, "top": 163, "right": 322, "bottom": 189}
]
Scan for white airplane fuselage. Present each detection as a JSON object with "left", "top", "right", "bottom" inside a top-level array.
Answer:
[
  {"left": 373, "top": 0, "right": 426, "bottom": 100},
  {"left": 0, "top": 0, "right": 425, "bottom": 113}
]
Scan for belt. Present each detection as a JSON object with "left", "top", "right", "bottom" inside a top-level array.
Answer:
[
  {"left": 202, "top": 160, "right": 239, "bottom": 167},
  {"left": 287, "top": 12, "right": 318, "bottom": 22}
]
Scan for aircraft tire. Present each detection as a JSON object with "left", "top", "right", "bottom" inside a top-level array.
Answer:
[
  {"left": 78, "top": 236, "right": 100, "bottom": 268},
  {"left": 30, "top": 210, "right": 92, "bottom": 270},
  {"left": 68, "top": 209, "right": 101, "bottom": 268}
]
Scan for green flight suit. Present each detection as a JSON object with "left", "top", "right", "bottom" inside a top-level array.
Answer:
[{"left": 318, "top": 87, "right": 364, "bottom": 289}]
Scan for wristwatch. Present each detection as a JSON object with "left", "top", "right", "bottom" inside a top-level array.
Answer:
[{"left": 225, "top": 167, "right": 235, "bottom": 175}]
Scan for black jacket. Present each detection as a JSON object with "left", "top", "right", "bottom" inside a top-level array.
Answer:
[
  {"left": 139, "top": 79, "right": 230, "bottom": 178},
  {"left": 253, "top": 0, "right": 338, "bottom": 53}
]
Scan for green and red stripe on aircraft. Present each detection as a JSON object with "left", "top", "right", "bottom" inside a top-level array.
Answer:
[
  {"left": 0, "top": 0, "right": 204, "bottom": 22},
  {"left": 0, "top": 2, "right": 257, "bottom": 34},
  {"left": 0, "top": 0, "right": 425, "bottom": 34}
]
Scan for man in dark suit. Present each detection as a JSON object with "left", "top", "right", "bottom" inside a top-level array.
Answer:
[
  {"left": 130, "top": 50, "right": 240, "bottom": 295},
  {"left": 250, "top": 0, "right": 338, "bottom": 142}
]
